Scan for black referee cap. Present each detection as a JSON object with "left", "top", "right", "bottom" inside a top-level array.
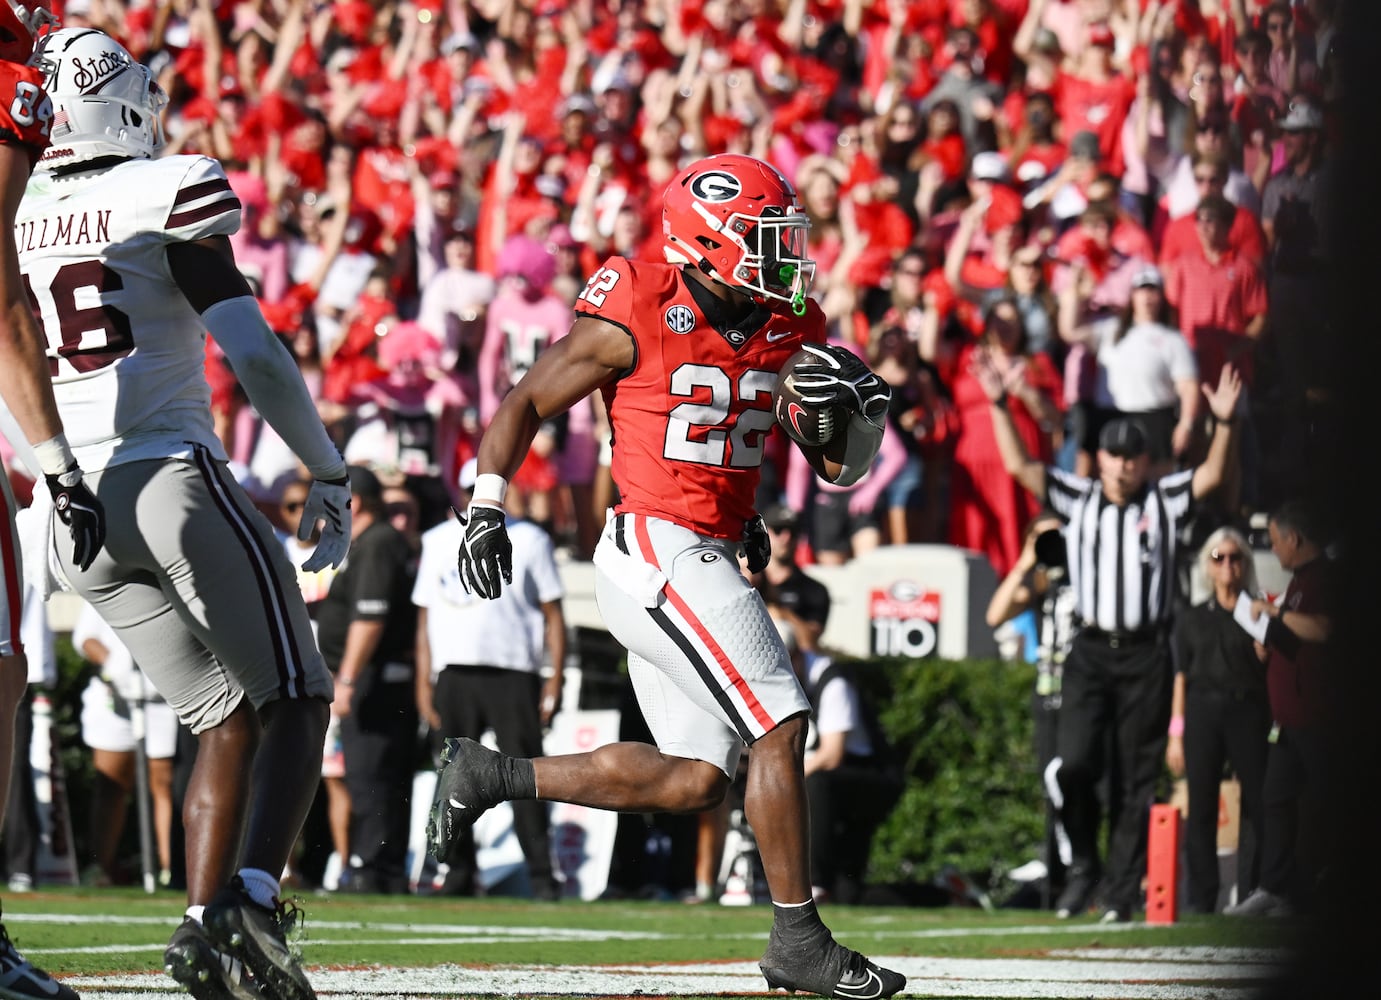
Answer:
[{"left": 1098, "top": 418, "right": 1149, "bottom": 457}]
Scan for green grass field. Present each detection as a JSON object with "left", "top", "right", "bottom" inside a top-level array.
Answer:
[{"left": 3, "top": 887, "right": 1298, "bottom": 999}]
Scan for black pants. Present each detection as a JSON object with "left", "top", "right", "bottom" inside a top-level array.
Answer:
[
  {"left": 3, "top": 692, "right": 37, "bottom": 880},
  {"left": 340, "top": 673, "right": 418, "bottom": 893},
  {"left": 1057, "top": 632, "right": 1171, "bottom": 911},
  {"left": 1183, "top": 689, "right": 1271, "bottom": 912},
  {"left": 431, "top": 667, "right": 553, "bottom": 891},
  {"left": 805, "top": 760, "right": 901, "bottom": 904},
  {"left": 1260, "top": 724, "right": 1325, "bottom": 904}
]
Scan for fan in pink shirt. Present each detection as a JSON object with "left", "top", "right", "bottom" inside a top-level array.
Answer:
[{"left": 478, "top": 235, "right": 594, "bottom": 539}]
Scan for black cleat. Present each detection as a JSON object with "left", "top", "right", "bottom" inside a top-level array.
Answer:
[
  {"left": 426, "top": 737, "right": 510, "bottom": 860},
  {"left": 203, "top": 878, "right": 314, "bottom": 1000},
  {"left": 1, "top": 916, "right": 80, "bottom": 1000},
  {"left": 164, "top": 917, "right": 263, "bottom": 1000},
  {"left": 760, "top": 931, "right": 906, "bottom": 999}
]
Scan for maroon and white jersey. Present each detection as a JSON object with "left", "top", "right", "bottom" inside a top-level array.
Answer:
[{"left": 16, "top": 154, "right": 241, "bottom": 472}]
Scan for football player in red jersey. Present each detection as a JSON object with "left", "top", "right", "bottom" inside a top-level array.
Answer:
[
  {"left": 0, "top": 7, "right": 100, "bottom": 1000},
  {"left": 428, "top": 154, "right": 901, "bottom": 999}
]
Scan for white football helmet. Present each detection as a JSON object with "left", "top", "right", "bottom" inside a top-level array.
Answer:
[{"left": 33, "top": 27, "right": 166, "bottom": 170}]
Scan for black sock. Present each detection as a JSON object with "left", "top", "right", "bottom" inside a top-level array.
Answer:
[
  {"left": 771, "top": 899, "right": 828, "bottom": 946},
  {"left": 501, "top": 756, "right": 537, "bottom": 800}
]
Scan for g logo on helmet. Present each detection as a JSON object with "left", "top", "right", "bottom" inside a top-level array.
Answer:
[{"left": 689, "top": 170, "right": 742, "bottom": 203}]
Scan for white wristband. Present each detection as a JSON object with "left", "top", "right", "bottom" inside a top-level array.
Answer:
[
  {"left": 31, "top": 434, "right": 77, "bottom": 477},
  {"left": 472, "top": 473, "right": 509, "bottom": 506}
]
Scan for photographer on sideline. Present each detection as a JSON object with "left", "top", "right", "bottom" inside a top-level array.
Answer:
[{"left": 987, "top": 512, "right": 1078, "bottom": 907}]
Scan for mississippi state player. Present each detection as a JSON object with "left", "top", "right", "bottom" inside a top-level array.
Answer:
[
  {"left": 0, "top": 7, "right": 102, "bottom": 1000},
  {"left": 429, "top": 154, "right": 900, "bottom": 999},
  {"left": 16, "top": 27, "right": 348, "bottom": 1000}
]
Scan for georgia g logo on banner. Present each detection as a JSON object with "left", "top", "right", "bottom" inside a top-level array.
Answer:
[{"left": 870, "top": 581, "right": 941, "bottom": 658}]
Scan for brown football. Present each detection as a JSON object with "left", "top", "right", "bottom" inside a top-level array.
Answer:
[{"left": 773, "top": 349, "right": 846, "bottom": 448}]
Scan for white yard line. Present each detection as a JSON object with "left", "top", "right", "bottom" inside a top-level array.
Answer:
[
  {"left": 57, "top": 951, "right": 1287, "bottom": 999},
  {"left": 14, "top": 911, "right": 1292, "bottom": 998}
]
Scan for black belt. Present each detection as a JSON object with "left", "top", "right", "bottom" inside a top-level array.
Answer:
[{"left": 1077, "top": 624, "right": 1163, "bottom": 648}]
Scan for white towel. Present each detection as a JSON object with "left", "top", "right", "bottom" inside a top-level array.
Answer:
[
  {"left": 16, "top": 488, "right": 73, "bottom": 601},
  {"left": 592, "top": 532, "right": 667, "bottom": 608}
]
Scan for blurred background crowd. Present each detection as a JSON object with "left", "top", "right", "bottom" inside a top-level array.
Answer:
[
  {"left": 0, "top": 0, "right": 1352, "bottom": 909},
  {"left": 7, "top": 0, "right": 1333, "bottom": 575}
]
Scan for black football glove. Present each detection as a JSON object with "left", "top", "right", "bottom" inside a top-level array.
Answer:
[
  {"left": 791, "top": 343, "right": 892, "bottom": 430},
  {"left": 455, "top": 503, "right": 512, "bottom": 600},
  {"left": 46, "top": 466, "right": 106, "bottom": 572},
  {"left": 743, "top": 514, "right": 770, "bottom": 574}
]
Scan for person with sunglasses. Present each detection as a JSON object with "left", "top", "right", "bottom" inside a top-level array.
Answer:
[
  {"left": 1225, "top": 501, "right": 1336, "bottom": 918},
  {"left": 1157, "top": 110, "right": 1261, "bottom": 225},
  {"left": 1166, "top": 527, "right": 1270, "bottom": 913},
  {"left": 1158, "top": 150, "right": 1267, "bottom": 268},
  {"left": 275, "top": 478, "right": 350, "bottom": 894},
  {"left": 979, "top": 353, "right": 1243, "bottom": 923}
]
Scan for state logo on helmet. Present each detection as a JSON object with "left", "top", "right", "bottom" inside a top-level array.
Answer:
[
  {"left": 33, "top": 27, "right": 167, "bottom": 170},
  {"left": 663, "top": 154, "right": 816, "bottom": 316},
  {"left": 0, "top": 2, "right": 56, "bottom": 64}
]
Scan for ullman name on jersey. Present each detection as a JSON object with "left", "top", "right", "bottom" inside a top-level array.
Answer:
[{"left": 15, "top": 210, "right": 112, "bottom": 252}]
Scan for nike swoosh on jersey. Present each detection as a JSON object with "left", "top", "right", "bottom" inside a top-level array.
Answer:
[
  {"left": 834, "top": 969, "right": 885, "bottom": 1000},
  {"left": 765, "top": 329, "right": 792, "bottom": 342}
]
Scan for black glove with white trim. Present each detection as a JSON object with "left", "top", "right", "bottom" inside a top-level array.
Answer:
[
  {"left": 456, "top": 504, "right": 512, "bottom": 600},
  {"left": 791, "top": 343, "right": 891, "bottom": 430},
  {"left": 45, "top": 466, "right": 106, "bottom": 572}
]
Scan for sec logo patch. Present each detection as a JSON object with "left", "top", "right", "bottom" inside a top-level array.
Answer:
[{"left": 665, "top": 304, "right": 696, "bottom": 334}]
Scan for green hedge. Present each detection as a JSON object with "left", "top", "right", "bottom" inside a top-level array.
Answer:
[{"left": 845, "top": 656, "right": 1044, "bottom": 897}]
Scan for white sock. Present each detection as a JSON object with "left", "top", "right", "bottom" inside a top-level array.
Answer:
[
  {"left": 185, "top": 904, "right": 206, "bottom": 924},
  {"left": 238, "top": 867, "right": 281, "bottom": 909}
]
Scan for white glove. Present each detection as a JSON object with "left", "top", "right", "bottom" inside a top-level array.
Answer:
[{"left": 299, "top": 476, "right": 352, "bottom": 571}]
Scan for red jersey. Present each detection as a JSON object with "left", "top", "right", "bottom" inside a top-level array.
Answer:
[
  {"left": 575, "top": 257, "right": 825, "bottom": 539},
  {"left": 0, "top": 61, "right": 51, "bottom": 162}
]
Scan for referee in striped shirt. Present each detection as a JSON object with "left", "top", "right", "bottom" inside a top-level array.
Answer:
[{"left": 978, "top": 353, "right": 1243, "bottom": 922}]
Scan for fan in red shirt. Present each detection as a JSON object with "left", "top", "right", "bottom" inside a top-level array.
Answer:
[
  {"left": 1053, "top": 21, "right": 1135, "bottom": 174},
  {"left": 1163, "top": 194, "right": 1269, "bottom": 389},
  {"left": 429, "top": 154, "right": 903, "bottom": 1000},
  {"left": 1158, "top": 150, "right": 1268, "bottom": 267}
]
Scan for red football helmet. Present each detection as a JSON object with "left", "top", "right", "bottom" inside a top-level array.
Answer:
[
  {"left": 663, "top": 154, "right": 816, "bottom": 315},
  {"left": 0, "top": 3, "right": 55, "bottom": 64}
]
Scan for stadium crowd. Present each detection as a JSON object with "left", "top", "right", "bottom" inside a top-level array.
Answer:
[
  {"left": 0, "top": 0, "right": 1344, "bottom": 920},
  {"left": 3, "top": 0, "right": 1328, "bottom": 572}
]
